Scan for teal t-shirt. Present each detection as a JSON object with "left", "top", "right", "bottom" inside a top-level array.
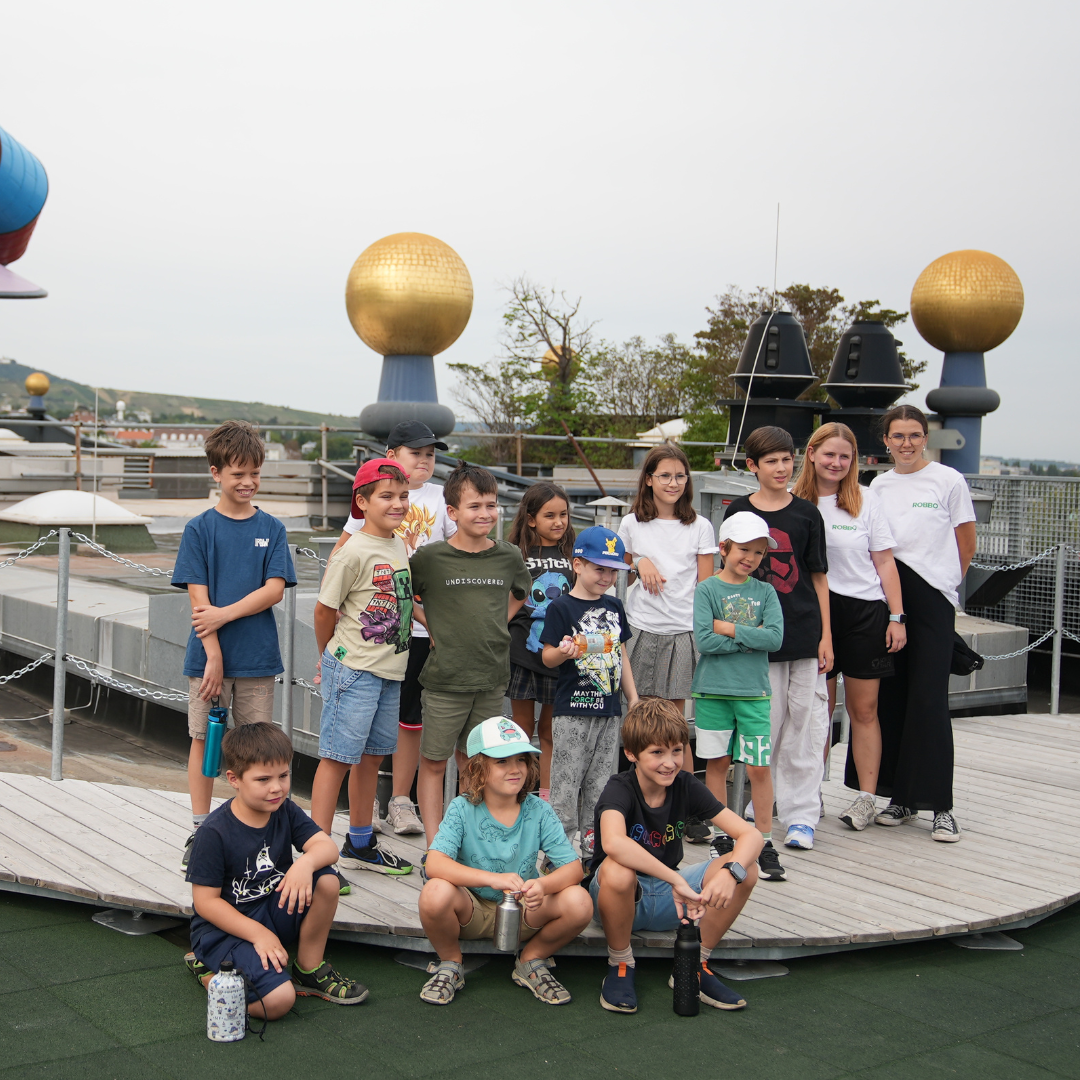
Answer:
[{"left": 429, "top": 793, "right": 579, "bottom": 902}]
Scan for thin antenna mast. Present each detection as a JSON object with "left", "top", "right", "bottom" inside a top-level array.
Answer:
[{"left": 772, "top": 202, "right": 780, "bottom": 311}]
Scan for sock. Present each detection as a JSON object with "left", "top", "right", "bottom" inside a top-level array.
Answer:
[
  {"left": 390, "top": 795, "right": 411, "bottom": 805},
  {"left": 761, "top": 832, "right": 772, "bottom": 843},
  {"left": 349, "top": 825, "right": 373, "bottom": 849},
  {"left": 700, "top": 944, "right": 712, "bottom": 965},
  {"left": 192, "top": 813, "right": 209, "bottom": 830},
  {"left": 539, "top": 788, "right": 550, "bottom": 802},
  {"left": 607, "top": 944, "right": 635, "bottom": 968},
  {"left": 860, "top": 791, "right": 875, "bottom": 800}
]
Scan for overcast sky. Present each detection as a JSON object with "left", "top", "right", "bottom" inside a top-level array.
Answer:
[{"left": 2, "top": 1, "right": 1076, "bottom": 459}]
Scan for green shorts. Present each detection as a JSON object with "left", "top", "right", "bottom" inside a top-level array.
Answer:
[
  {"left": 693, "top": 695, "right": 772, "bottom": 767},
  {"left": 419, "top": 685, "right": 508, "bottom": 761}
]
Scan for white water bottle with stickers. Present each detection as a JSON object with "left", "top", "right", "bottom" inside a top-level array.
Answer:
[{"left": 206, "top": 960, "right": 246, "bottom": 1042}]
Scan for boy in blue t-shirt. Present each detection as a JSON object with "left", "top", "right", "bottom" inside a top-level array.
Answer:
[
  {"left": 418, "top": 717, "right": 592, "bottom": 1006},
  {"left": 172, "top": 421, "right": 295, "bottom": 870},
  {"left": 541, "top": 527, "right": 637, "bottom": 857}
]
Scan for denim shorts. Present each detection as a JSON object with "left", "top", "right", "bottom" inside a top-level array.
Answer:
[
  {"left": 588, "top": 859, "right": 710, "bottom": 933},
  {"left": 318, "top": 650, "right": 401, "bottom": 764}
]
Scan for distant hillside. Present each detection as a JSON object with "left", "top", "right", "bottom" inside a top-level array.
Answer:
[{"left": 0, "top": 359, "right": 359, "bottom": 427}]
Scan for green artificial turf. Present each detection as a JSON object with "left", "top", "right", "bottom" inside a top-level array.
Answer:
[{"left": 1, "top": 891, "right": 1077, "bottom": 1079}]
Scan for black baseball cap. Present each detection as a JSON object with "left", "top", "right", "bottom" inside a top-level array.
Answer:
[{"left": 385, "top": 420, "right": 448, "bottom": 451}]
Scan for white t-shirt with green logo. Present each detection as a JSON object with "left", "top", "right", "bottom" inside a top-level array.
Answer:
[
  {"left": 817, "top": 488, "right": 895, "bottom": 603},
  {"left": 870, "top": 462, "right": 976, "bottom": 609}
]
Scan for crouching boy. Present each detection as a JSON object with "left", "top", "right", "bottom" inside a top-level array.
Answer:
[
  {"left": 417, "top": 717, "right": 593, "bottom": 1006},
  {"left": 185, "top": 723, "right": 366, "bottom": 1019},
  {"left": 589, "top": 699, "right": 763, "bottom": 1014}
]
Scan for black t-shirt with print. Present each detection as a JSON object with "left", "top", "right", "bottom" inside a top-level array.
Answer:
[
  {"left": 589, "top": 769, "right": 724, "bottom": 876},
  {"left": 723, "top": 494, "right": 828, "bottom": 662},
  {"left": 509, "top": 545, "right": 573, "bottom": 675},
  {"left": 186, "top": 797, "right": 320, "bottom": 941}
]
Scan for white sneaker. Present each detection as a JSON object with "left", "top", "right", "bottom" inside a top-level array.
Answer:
[
  {"left": 839, "top": 795, "right": 876, "bottom": 831},
  {"left": 385, "top": 796, "right": 424, "bottom": 835},
  {"left": 372, "top": 798, "right": 383, "bottom": 834}
]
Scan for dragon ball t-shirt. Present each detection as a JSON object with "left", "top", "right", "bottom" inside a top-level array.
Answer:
[{"left": 318, "top": 530, "right": 412, "bottom": 680}]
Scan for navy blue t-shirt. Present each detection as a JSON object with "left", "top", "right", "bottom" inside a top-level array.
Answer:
[
  {"left": 172, "top": 507, "right": 296, "bottom": 677},
  {"left": 186, "top": 797, "right": 321, "bottom": 941},
  {"left": 540, "top": 593, "right": 632, "bottom": 717}
]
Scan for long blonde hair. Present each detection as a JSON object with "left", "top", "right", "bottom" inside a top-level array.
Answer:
[{"left": 793, "top": 422, "right": 863, "bottom": 518}]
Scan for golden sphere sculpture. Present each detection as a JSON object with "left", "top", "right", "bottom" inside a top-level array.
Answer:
[
  {"left": 24, "top": 372, "right": 50, "bottom": 396},
  {"left": 910, "top": 250, "right": 1024, "bottom": 354},
  {"left": 345, "top": 232, "right": 473, "bottom": 356}
]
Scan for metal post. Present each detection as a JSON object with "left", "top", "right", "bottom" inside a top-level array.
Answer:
[
  {"left": 730, "top": 762, "right": 747, "bottom": 817},
  {"left": 443, "top": 754, "right": 458, "bottom": 812},
  {"left": 51, "top": 528, "right": 70, "bottom": 781},
  {"left": 516, "top": 432, "right": 523, "bottom": 477},
  {"left": 74, "top": 423, "right": 82, "bottom": 491},
  {"left": 320, "top": 425, "right": 329, "bottom": 530},
  {"left": 1050, "top": 542, "right": 1065, "bottom": 715},
  {"left": 281, "top": 578, "right": 296, "bottom": 738}
]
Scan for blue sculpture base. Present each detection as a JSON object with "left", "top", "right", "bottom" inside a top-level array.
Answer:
[{"left": 360, "top": 401, "right": 456, "bottom": 442}]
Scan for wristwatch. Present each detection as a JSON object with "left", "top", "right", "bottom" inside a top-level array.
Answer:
[
  {"left": 889, "top": 613, "right": 907, "bottom": 623},
  {"left": 721, "top": 861, "right": 747, "bottom": 884}
]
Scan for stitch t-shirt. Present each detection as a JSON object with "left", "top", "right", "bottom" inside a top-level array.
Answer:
[
  {"left": 186, "top": 797, "right": 320, "bottom": 940},
  {"left": 590, "top": 769, "right": 724, "bottom": 876},
  {"left": 172, "top": 507, "right": 296, "bottom": 678},
  {"left": 408, "top": 540, "right": 532, "bottom": 692},
  {"left": 508, "top": 545, "right": 573, "bottom": 675},
  {"left": 723, "top": 495, "right": 828, "bottom": 662},
  {"left": 318, "top": 531, "right": 412, "bottom": 680},
  {"left": 429, "top": 793, "right": 579, "bottom": 902},
  {"left": 540, "top": 593, "right": 633, "bottom": 716}
]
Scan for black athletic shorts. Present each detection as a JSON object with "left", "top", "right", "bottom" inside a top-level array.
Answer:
[
  {"left": 399, "top": 636, "right": 431, "bottom": 730},
  {"left": 829, "top": 592, "right": 894, "bottom": 680}
]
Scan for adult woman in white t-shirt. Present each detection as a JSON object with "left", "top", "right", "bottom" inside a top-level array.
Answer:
[
  {"left": 792, "top": 423, "right": 906, "bottom": 834},
  {"left": 869, "top": 405, "right": 976, "bottom": 843}
]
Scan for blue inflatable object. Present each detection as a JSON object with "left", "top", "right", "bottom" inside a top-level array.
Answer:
[{"left": 0, "top": 124, "right": 48, "bottom": 265}]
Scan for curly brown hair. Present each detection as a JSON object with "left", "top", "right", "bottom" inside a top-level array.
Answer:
[{"left": 460, "top": 751, "right": 541, "bottom": 805}]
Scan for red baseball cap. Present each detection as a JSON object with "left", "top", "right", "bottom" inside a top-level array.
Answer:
[{"left": 352, "top": 458, "right": 410, "bottom": 489}]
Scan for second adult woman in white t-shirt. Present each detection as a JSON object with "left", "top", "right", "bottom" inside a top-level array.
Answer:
[{"left": 792, "top": 423, "right": 906, "bottom": 833}]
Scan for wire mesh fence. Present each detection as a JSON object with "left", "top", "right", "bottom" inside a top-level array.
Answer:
[{"left": 966, "top": 476, "right": 1080, "bottom": 650}]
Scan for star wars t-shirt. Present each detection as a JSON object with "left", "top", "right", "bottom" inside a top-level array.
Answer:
[
  {"left": 186, "top": 797, "right": 320, "bottom": 939},
  {"left": 723, "top": 495, "right": 828, "bottom": 662},
  {"left": 540, "top": 593, "right": 633, "bottom": 717},
  {"left": 318, "top": 531, "right": 412, "bottom": 679},
  {"left": 509, "top": 545, "right": 573, "bottom": 675}
]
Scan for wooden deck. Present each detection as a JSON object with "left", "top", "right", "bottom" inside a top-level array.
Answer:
[{"left": 1, "top": 713, "right": 1078, "bottom": 959}]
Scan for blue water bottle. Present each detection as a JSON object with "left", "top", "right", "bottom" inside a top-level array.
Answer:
[{"left": 202, "top": 697, "right": 228, "bottom": 777}]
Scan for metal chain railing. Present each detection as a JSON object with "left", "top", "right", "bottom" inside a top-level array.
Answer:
[
  {"left": 294, "top": 677, "right": 322, "bottom": 698},
  {"left": 67, "top": 656, "right": 191, "bottom": 702},
  {"left": 0, "top": 651, "right": 55, "bottom": 686},
  {"left": 969, "top": 547, "right": 1057, "bottom": 572},
  {"left": 977, "top": 628, "right": 1056, "bottom": 662},
  {"left": 70, "top": 533, "right": 174, "bottom": 577},
  {"left": 295, "top": 546, "right": 327, "bottom": 568},
  {"left": 0, "top": 530, "right": 60, "bottom": 570}
]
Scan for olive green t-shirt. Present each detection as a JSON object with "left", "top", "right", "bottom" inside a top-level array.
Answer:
[
  {"left": 318, "top": 531, "right": 412, "bottom": 680},
  {"left": 408, "top": 539, "right": 532, "bottom": 692}
]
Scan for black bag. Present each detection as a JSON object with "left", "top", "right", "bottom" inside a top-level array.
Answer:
[{"left": 951, "top": 632, "right": 984, "bottom": 677}]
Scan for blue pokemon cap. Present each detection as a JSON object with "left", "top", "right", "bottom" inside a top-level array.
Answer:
[{"left": 572, "top": 526, "right": 626, "bottom": 570}]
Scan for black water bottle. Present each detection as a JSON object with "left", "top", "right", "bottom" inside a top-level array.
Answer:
[{"left": 672, "top": 921, "right": 700, "bottom": 1016}]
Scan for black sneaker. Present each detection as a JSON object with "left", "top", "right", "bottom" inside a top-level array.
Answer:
[
  {"left": 181, "top": 833, "right": 195, "bottom": 871},
  {"left": 339, "top": 835, "right": 413, "bottom": 876},
  {"left": 709, "top": 833, "right": 735, "bottom": 861},
  {"left": 757, "top": 840, "right": 786, "bottom": 881},
  {"left": 874, "top": 803, "right": 916, "bottom": 827},
  {"left": 292, "top": 959, "right": 369, "bottom": 1004},
  {"left": 685, "top": 817, "right": 713, "bottom": 844}
]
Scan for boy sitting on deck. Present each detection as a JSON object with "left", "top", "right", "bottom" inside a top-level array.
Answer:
[
  {"left": 173, "top": 420, "right": 296, "bottom": 871},
  {"left": 417, "top": 717, "right": 593, "bottom": 1006},
  {"left": 588, "top": 698, "right": 762, "bottom": 1014},
  {"left": 185, "top": 723, "right": 366, "bottom": 1019}
]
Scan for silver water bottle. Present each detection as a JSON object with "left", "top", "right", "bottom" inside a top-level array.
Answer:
[
  {"left": 206, "top": 960, "right": 246, "bottom": 1042},
  {"left": 493, "top": 891, "right": 522, "bottom": 952}
]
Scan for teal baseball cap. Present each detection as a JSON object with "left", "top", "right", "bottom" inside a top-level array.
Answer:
[{"left": 466, "top": 716, "right": 540, "bottom": 759}]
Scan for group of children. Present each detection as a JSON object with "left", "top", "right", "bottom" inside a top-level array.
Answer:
[{"left": 176, "top": 414, "right": 901, "bottom": 1022}]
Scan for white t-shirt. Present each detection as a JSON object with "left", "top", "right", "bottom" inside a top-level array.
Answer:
[
  {"left": 344, "top": 481, "right": 456, "bottom": 637},
  {"left": 817, "top": 488, "right": 896, "bottom": 603},
  {"left": 870, "top": 462, "right": 976, "bottom": 609},
  {"left": 617, "top": 513, "right": 718, "bottom": 635}
]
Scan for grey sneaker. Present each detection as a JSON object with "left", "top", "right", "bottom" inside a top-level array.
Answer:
[
  {"left": 931, "top": 811, "right": 962, "bottom": 842},
  {"left": 385, "top": 796, "right": 424, "bottom": 835},
  {"left": 874, "top": 803, "right": 916, "bottom": 826},
  {"left": 372, "top": 798, "right": 383, "bottom": 834},
  {"left": 839, "top": 795, "right": 876, "bottom": 831}
]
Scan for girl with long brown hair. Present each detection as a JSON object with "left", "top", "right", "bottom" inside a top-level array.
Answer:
[{"left": 792, "top": 423, "right": 906, "bottom": 833}]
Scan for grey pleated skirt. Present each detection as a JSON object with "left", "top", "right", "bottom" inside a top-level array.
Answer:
[{"left": 625, "top": 628, "right": 698, "bottom": 700}]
